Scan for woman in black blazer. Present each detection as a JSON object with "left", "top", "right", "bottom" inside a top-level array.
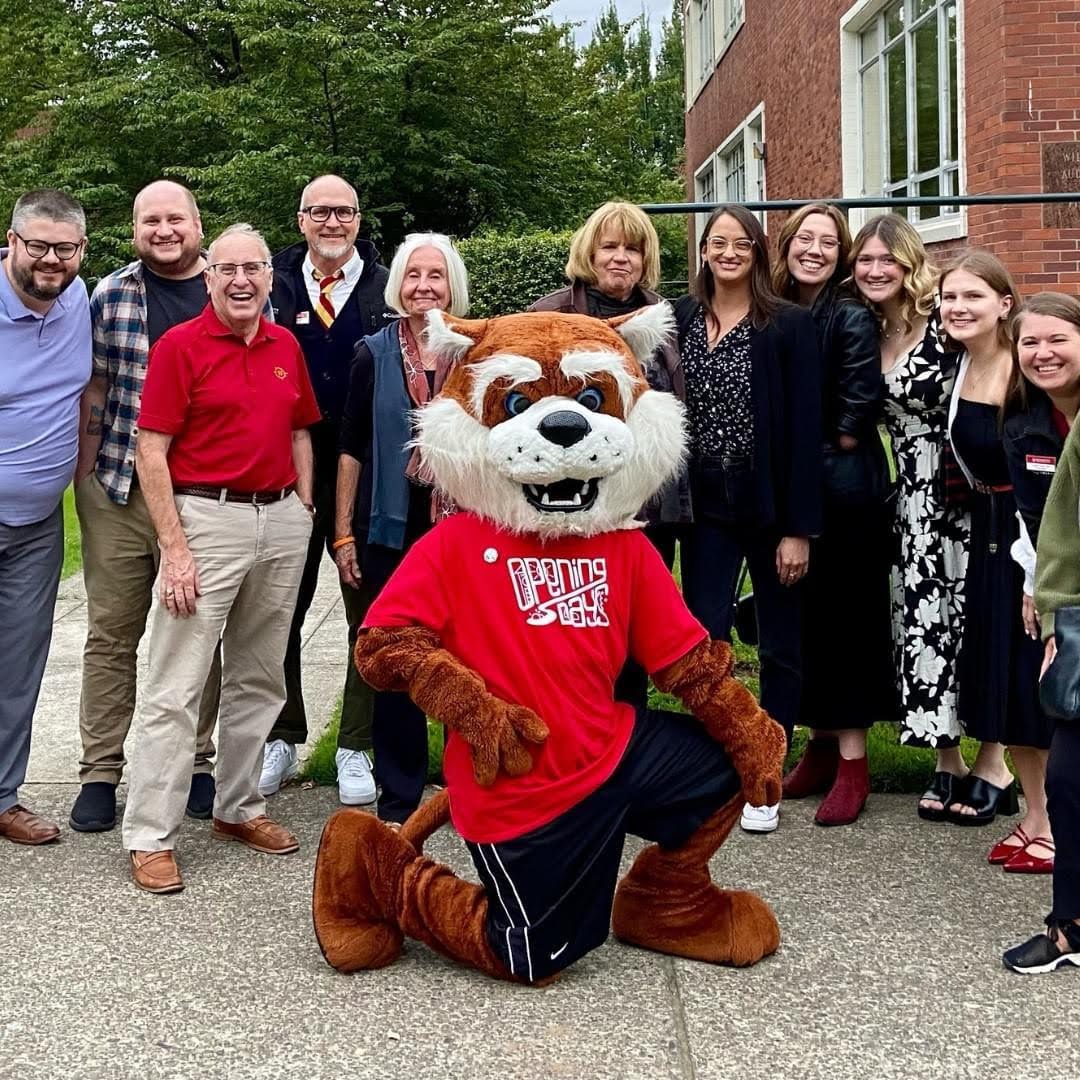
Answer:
[
  {"left": 770, "top": 203, "right": 893, "bottom": 826},
  {"left": 675, "top": 204, "right": 822, "bottom": 834}
]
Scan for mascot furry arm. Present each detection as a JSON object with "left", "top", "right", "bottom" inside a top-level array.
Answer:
[
  {"left": 355, "top": 626, "right": 548, "bottom": 787},
  {"left": 355, "top": 621, "right": 783, "bottom": 806}
]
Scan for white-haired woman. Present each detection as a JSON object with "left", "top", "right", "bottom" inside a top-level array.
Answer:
[{"left": 333, "top": 232, "right": 469, "bottom": 824}]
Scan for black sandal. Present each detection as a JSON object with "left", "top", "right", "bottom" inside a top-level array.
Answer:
[
  {"left": 917, "top": 771, "right": 964, "bottom": 822},
  {"left": 946, "top": 774, "right": 1019, "bottom": 827}
]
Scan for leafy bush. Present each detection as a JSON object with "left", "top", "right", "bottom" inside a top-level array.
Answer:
[
  {"left": 458, "top": 221, "right": 690, "bottom": 318},
  {"left": 457, "top": 231, "right": 574, "bottom": 318}
]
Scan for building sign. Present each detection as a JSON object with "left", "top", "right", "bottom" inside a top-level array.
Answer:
[{"left": 1043, "top": 142, "right": 1080, "bottom": 228}]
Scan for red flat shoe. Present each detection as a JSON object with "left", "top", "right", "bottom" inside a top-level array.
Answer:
[
  {"left": 988, "top": 825, "right": 1030, "bottom": 865},
  {"left": 1004, "top": 837, "right": 1055, "bottom": 875}
]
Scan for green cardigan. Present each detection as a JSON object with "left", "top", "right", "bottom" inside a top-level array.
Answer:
[{"left": 1035, "top": 412, "right": 1080, "bottom": 641}]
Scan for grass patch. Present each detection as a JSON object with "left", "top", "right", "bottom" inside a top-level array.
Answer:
[{"left": 62, "top": 484, "right": 82, "bottom": 579}]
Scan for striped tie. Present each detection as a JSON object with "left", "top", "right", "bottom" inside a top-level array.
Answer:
[{"left": 315, "top": 269, "right": 342, "bottom": 330}]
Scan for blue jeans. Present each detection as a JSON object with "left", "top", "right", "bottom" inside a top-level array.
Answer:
[{"left": 680, "top": 520, "right": 802, "bottom": 745}]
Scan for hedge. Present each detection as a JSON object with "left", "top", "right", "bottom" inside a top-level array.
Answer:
[{"left": 457, "top": 222, "right": 690, "bottom": 318}]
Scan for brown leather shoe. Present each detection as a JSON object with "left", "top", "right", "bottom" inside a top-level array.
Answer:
[
  {"left": 0, "top": 805, "right": 60, "bottom": 845},
  {"left": 212, "top": 815, "right": 298, "bottom": 855},
  {"left": 130, "top": 850, "right": 184, "bottom": 894}
]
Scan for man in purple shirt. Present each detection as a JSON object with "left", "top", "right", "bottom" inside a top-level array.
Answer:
[{"left": 0, "top": 189, "right": 91, "bottom": 845}]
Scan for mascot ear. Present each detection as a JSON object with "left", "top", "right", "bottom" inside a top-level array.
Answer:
[
  {"left": 606, "top": 302, "right": 676, "bottom": 368},
  {"left": 426, "top": 310, "right": 489, "bottom": 361}
]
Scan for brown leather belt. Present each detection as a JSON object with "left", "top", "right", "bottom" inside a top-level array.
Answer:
[{"left": 174, "top": 484, "right": 295, "bottom": 505}]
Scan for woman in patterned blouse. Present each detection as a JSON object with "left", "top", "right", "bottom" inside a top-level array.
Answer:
[{"left": 673, "top": 205, "right": 822, "bottom": 835}]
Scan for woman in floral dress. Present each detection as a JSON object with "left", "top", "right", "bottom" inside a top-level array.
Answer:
[{"left": 850, "top": 214, "right": 972, "bottom": 817}]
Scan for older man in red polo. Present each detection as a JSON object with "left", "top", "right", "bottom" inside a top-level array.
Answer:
[{"left": 122, "top": 223, "right": 320, "bottom": 894}]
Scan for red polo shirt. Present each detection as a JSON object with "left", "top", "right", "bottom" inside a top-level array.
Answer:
[{"left": 139, "top": 304, "right": 321, "bottom": 491}]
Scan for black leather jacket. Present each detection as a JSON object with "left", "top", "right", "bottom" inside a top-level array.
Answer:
[{"left": 811, "top": 285, "right": 882, "bottom": 445}]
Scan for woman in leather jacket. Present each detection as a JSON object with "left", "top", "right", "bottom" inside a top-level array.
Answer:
[{"left": 771, "top": 204, "right": 893, "bottom": 825}]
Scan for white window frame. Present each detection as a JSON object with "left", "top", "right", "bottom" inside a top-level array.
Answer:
[
  {"left": 840, "top": 0, "right": 967, "bottom": 244},
  {"left": 684, "top": 0, "right": 745, "bottom": 107},
  {"left": 692, "top": 104, "right": 766, "bottom": 257}
]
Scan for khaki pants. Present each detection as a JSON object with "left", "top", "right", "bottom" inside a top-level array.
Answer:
[
  {"left": 75, "top": 472, "right": 219, "bottom": 785},
  {"left": 122, "top": 493, "right": 312, "bottom": 852}
]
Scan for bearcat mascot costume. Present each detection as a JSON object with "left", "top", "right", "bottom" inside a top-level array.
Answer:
[{"left": 312, "top": 305, "right": 786, "bottom": 984}]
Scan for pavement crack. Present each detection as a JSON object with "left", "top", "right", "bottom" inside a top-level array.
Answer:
[{"left": 663, "top": 957, "right": 696, "bottom": 1080}]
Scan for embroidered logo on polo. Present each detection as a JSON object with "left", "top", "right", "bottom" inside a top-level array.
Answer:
[
  {"left": 273, "top": 367, "right": 287, "bottom": 380},
  {"left": 508, "top": 557, "right": 609, "bottom": 628}
]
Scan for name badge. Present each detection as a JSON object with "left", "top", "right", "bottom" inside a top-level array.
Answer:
[
  {"left": 295, "top": 311, "right": 310, "bottom": 326},
  {"left": 1025, "top": 454, "right": 1056, "bottom": 474}
]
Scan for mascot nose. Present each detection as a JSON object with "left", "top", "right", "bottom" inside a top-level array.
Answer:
[{"left": 538, "top": 410, "right": 591, "bottom": 448}]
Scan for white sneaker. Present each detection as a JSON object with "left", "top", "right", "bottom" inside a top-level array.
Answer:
[
  {"left": 335, "top": 748, "right": 377, "bottom": 806},
  {"left": 259, "top": 739, "right": 299, "bottom": 797},
  {"left": 740, "top": 801, "right": 780, "bottom": 833}
]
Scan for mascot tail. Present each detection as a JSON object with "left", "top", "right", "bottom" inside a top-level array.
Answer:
[{"left": 399, "top": 788, "right": 451, "bottom": 850}]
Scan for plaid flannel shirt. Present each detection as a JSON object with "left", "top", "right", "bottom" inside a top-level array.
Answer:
[{"left": 90, "top": 260, "right": 150, "bottom": 505}]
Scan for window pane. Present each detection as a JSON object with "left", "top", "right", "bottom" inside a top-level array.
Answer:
[
  {"left": 918, "top": 174, "right": 940, "bottom": 220},
  {"left": 885, "top": 1, "right": 904, "bottom": 42},
  {"left": 860, "top": 21, "right": 880, "bottom": 62},
  {"left": 861, "top": 60, "right": 884, "bottom": 194},
  {"left": 914, "top": 15, "right": 941, "bottom": 173},
  {"left": 725, "top": 142, "right": 746, "bottom": 202},
  {"left": 914, "top": 0, "right": 936, "bottom": 18},
  {"left": 886, "top": 43, "right": 908, "bottom": 184},
  {"left": 947, "top": 3, "right": 958, "bottom": 161}
]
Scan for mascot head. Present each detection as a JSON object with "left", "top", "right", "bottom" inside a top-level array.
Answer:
[{"left": 418, "top": 306, "right": 686, "bottom": 539}]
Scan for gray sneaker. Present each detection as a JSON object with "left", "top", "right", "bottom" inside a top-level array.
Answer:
[
  {"left": 259, "top": 739, "right": 298, "bottom": 797},
  {"left": 335, "top": 748, "right": 377, "bottom": 806}
]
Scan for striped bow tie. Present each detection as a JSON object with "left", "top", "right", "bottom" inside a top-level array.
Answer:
[{"left": 315, "top": 269, "right": 344, "bottom": 329}]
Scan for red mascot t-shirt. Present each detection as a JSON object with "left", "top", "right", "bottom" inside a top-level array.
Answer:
[{"left": 363, "top": 512, "right": 707, "bottom": 843}]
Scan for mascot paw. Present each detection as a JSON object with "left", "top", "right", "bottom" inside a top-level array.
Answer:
[
  {"left": 470, "top": 701, "right": 549, "bottom": 787},
  {"left": 613, "top": 873, "right": 780, "bottom": 967},
  {"left": 312, "top": 810, "right": 415, "bottom": 972}
]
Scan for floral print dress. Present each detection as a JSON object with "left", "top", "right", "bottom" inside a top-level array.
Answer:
[{"left": 881, "top": 317, "right": 971, "bottom": 747}]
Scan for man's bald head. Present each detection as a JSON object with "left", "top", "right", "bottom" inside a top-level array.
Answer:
[
  {"left": 132, "top": 180, "right": 204, "bottom": 279},
  {"left": 298, "top": 174, "right": 358, "bottom": 213},
  {"left": 133, "top": 180, "right": 199, "bottom": 221}
]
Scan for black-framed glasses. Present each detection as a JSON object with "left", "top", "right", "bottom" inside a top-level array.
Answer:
[
  {"left": 207, "top": 261, "right": 271, "bottom": 278},
  {"left": 301, "top": 205, "right": 359, "bottom": 223},
  {"left": 13, "top": 231, "right": 84, "bottom": 261}
]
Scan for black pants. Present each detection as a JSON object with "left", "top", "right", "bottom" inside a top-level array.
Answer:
[
  {"left": 613, "top": 523, "right": 683, "bottom": 711},
  {"left": 680, "top": 520, "right": 802, "bottom": 744},
  {"left": 465, "top": 708, "right": 739, "bottom": 982},
  {"left": 1048, "top": 722, "right": 1080, "bottom": 922},
  {"left": 363, "top": 541, "right": 431, "bottom": 823},
  {"left": 269, "top": 469, "right": 373, "bottom": 750}
]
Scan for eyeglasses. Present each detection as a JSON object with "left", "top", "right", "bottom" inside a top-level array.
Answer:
[
  {"left": 792, "top": 233, "right": 840, "bottom": 252},
  {"left": 207, "top": 261, "right": 271, "bottom": 278},
  {"left": 13, "top": 231, "right": 84, "bottom": 261},
  {"left": 301, "top": 205, "right": 359, "bottom": 223},
  {"left": 706, "top": 237, "right": 754, "bottom": 255}
]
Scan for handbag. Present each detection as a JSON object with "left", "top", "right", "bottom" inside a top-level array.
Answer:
[
  {"left": 940, "top": 439, "right": 973, "bottom": 511},
  {"left": 1040, "top": 606, "right": 1080, "bottom": 720}
]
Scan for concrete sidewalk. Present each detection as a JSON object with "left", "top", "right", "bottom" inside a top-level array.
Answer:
[{"left": 3, "top": 569, "right": 1080, "bottom": 1080}]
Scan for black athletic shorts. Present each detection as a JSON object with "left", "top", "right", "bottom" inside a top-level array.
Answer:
[{"left": 465, "top": 707, "right": 740, "bottom": 982}]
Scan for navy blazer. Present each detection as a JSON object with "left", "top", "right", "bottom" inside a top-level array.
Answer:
[
  {"left": 1003, "top": 389, "right": 1067, "bottom": 547},
  {"left": 675, "top": 296, "right": 823, "bottom": 537}
]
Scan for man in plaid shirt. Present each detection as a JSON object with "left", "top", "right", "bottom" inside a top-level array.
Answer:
[{"left": 70, "top": 180, "right": 220, "bottom": 833}]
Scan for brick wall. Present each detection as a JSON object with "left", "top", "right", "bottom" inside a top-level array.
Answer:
[{"left": 685, "top": 0, "right": 1080, "bottom": 291}]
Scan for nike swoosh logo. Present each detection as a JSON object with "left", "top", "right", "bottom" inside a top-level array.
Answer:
[{"left": 550, "top": 942, "right": 569, "bottom": 961}]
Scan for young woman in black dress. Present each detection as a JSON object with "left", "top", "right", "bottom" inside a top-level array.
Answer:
[
  {"left": 941, "top": 251, "right": 1052, "bottom": 837},
  {"left": 771, "top": 203, "right": 893, "bottom": 826},
  {"left": 675, "top": 205, "right": 822, "bottom": 834}
]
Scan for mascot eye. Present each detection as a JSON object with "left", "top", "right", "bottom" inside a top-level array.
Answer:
[
  {"left": 505, "top": 391, "right": 531, "bottom": 417},
  {"left": 576, "top": 387, "right": 604, "bottom": 412}
]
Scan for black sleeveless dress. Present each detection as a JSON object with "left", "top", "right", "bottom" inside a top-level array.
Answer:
[{"left": 951, "top": 399, "right": 1051, "bottom": 748}]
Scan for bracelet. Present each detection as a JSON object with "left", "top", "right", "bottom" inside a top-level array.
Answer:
[{"left": 332, "top": 535, "right": 356, "bottom": 551}]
